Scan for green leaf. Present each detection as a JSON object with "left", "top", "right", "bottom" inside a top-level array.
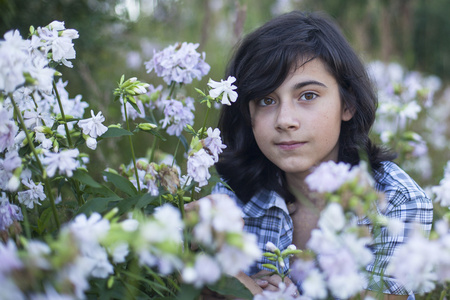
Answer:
[
  {"left": 103, "top": 171, "right": 138, "bottom": 196},
  {"left": 77, "top": 196, "right": 121, "bottom": 215},
  {"left": 206, "top": 276, "right": 253, "bottom": 300},
  {"left": 175, "top": 284, "right": 202, "bottom": 300},
  {"left": 177, "top": 134, "right": 189, "bottom": 152},
  {"left": 72, "top": 169, "right": 102, "bottom": 188},
  {"left": 128, "top": 98, "right": 141, "bottom": 113},
  {"left": 116, "top": 195, "right": 141, "bottom": 215},
  {"left": 101, "top": 127, "right": 133, "bottom": 138},
  {"left": 36, "top": 207, "right": 53, "bottom": 235},
  {"left": 135, "top": 193, "right": 159, "bottom": 209}
]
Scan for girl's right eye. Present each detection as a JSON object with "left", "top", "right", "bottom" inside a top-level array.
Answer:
[{"left": 257, "top": 98, "right": 275, "bottom": 106}]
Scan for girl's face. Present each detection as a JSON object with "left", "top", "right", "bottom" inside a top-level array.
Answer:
[{"left": 249, "top": 58, "right": 353, "bottom": 184}]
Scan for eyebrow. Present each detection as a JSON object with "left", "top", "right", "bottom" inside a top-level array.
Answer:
[{"left": 293, "top": 80, "right": 327, "bottom": 90}]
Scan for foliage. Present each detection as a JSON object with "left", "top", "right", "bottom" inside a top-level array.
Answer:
[{"left": 2, "top": 8, "right": 450, "bottom": 300}]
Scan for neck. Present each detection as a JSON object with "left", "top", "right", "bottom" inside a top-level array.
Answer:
[{"left": 285, "top": 172, "right": 326, "bottom": 208}]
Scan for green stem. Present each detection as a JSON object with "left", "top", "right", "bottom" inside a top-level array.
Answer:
[
  {"left": 177, "top": 193, "right": 189, "bottom": 253},
  {"left": 199, "top": 106, "right": 211, "bottom": 138},
  {"left": 439, "top": 287, "right": 447, "bottom": 300},
  {"left": 171, "top": 139, "right": 180, "bottom": 167},
  {"left": 123, "top": 101, "right": 141, "bottom": 192},
  {"left": 20, "top": 204, "right": 31, "bottom": 239},
  {"left": 148, "top": 136, "right": 158, "bottom": 163},
  {"left": 167, "top": 82, "right": 177, "bottom": 99},
  {"left": 52, "top": 81, "right": 73, "bottom": 148},
  {"left": 10, "top": 97, "right": 60, "bottom": 229}
]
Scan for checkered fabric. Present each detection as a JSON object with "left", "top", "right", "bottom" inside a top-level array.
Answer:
[{"left": 212, "top": 161, "right": 433, "bottom": 295}]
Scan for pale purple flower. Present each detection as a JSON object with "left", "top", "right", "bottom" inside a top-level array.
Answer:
[
  {"left": 23, "top": 107, "right": 52, "bottom": 129},
  {"left": 42, "top": 148, "right": 79, "bottom": 177},
  {"left": 0, "top": 239, "right": 23, "bottom": 273},
  {"left": 203, "top": 127, "right": 226, "bottom": 162},
  {"left": 305, "top": 161, "right": 356, "bottom": 193},
  {"left": 0, "top": 109, "right": 18, "bottom": 152},
  {"left": 159, "top": 99, "right": 195, "bottom": 136},
  {"left": 77, "top": 110, "right": 108, "bottom": 138},
  {"left": 208, "top": 76, "right": 238, "bottom": 105},
  {"left": 30, "top": 285, "right": 74, "bottom": 300},
  {"left": 145, "top": 42, "right": 210, "bottom": 85},
  {"left": 187, "top": 149, "right": 215, "bottom": 187},
  {"left": 17, "top": 178, "right": 46, "bottom": 209},
  {"left": 1, "top": 150, "right": 21, "bottom": 172}
]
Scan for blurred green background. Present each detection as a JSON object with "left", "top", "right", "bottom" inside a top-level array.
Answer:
[{"left": 1, "top": 0, "right": 449, "bottom": 186}]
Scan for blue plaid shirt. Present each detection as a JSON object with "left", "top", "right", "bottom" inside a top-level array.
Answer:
[{"left": 212, "top": 161, "right": 433, "bottom": 295}]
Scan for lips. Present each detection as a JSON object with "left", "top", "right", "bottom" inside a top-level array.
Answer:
[{"left": 275, "top": 141, "right": 305, "bottom": 150}]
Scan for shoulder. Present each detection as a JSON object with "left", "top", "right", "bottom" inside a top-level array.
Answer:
[
  {"left": 211, "top": 182, "right": 289, "bottom": 217},
  {"left": 374, "top": 161, "right": 433, "bottom": 219}
]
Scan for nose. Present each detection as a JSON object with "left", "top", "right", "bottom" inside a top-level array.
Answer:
[{"left": 275, "top": 101, "right": 300, "bottom": 131}]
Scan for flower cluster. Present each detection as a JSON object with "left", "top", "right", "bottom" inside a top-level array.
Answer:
[
  {"left": 291, "top": 202, "right": 374, "bottom": 299},
  {"left": 186, "top": 127, "right": 226, "bottom": 187},
  {"left": 145, "top": 42, "right": 210, "bottom": 85},
  {"left": 0, "top": 194, "right": 261, "bottom": 299},
  {"left": 183, "top": 194, "right": 262, "bottom": 286},
  {"left": 431, "top": 160, "right": 450, "bottom": 207}
]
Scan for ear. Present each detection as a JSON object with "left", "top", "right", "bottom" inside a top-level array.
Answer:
[{"left": 341, "top": 104, "right": 355, "bottom": 121}]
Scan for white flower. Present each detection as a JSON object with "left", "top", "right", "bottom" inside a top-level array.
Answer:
[
  {"left": 35, "top": 132, "right": 52, "bottom": 150},
  {"left": 141, "top": 204, "right": 183, "bottom": 244},
  {"left": 187, "top": 148, "right": 215, "bottom": 187},
  {"left": 111, "top": 243, "right": 129, "bottom": 264},
  {"left": 188, "top": 254, "right": 222, "bottom": 287},
  {"left": 306, "top": 161, "right": 358, "bottom": 193},
  {"left": 387, "top": 230, "right": 438, "bottom": 293},
  {"left": 85, "top": 136, "right": 97, "bottom": 150},
  {"left": 26, "top": 240, "right": 51, "bottom": 269},
  {"left": 266, "top": 241, "right": 278, "bottom": 252},
  {"left": 68, "top": 212, "right": 110, "bottom": 247},
  {"left": 121, "top": 218, "right": 139, "bottom": 232},
  {"left": 42, "top": 148, "right": 80, "bottom": 177},
  {"left": 254, "top": 282, "right": 298, "bottom": 300},
  {"left": 318, "top": 203, "right": 346, "bottom": 233},
  {"left": 208, "top": 76, "right": 238, "bottom": 105},
  {"left": 203, "top": 127, "right": 226, "bottom": 162},
  {"left": 77, "top": 110, "right": 108, "bottom": 138},
  {"left": 302, "top": 268, "right": 327, "bottom": 299}
]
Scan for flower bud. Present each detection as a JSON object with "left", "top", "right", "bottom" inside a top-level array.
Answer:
[{"left": 138, "top": 123, "right": 157, "bottom": 131}]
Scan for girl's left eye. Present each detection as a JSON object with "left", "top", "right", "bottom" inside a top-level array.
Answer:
[{"left": 300, "top": 92, "right": 317, "bottom": 101}]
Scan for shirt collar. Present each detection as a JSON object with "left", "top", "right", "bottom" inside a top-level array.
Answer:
[{"left": 240, "top": 189, "right": 289, "bottom": 218}]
